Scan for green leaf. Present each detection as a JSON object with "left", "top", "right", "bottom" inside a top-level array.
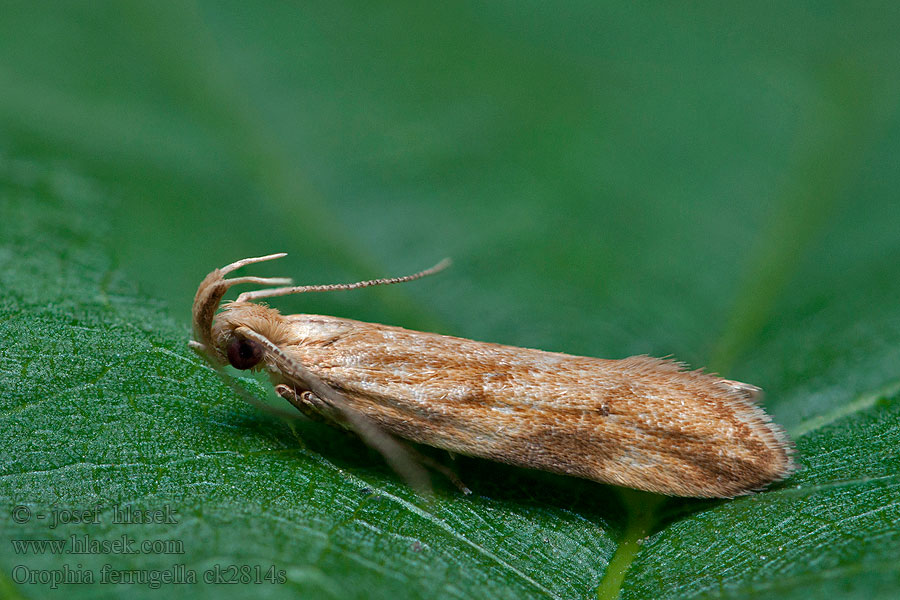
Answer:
[{"left": 1, "top": 2, "right": 899, "bottom": 599}]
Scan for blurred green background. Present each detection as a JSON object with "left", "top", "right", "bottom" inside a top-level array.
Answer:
[{"left": 1, "top": 1, "right": 899, "bottom": 599}]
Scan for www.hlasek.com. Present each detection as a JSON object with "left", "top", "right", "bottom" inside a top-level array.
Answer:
[{"left": 13, "top": 533, "right": 184, "bottom": 555}]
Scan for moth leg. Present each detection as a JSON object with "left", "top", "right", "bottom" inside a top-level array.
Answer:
[
  {"left": 275, "top": 384, "right": 345, "bottom": 426},
  {"left": 274, "top": 382, "right": 469, "bottom": 493},
  {"left": 401, "top": 444, "right": 472, "bottom": 495},
  {"left": 276, "top": 384, "right": 471, "bottom": 495},
  {"left": 239, "top": 326, "right": 433, "bottom": 495}
]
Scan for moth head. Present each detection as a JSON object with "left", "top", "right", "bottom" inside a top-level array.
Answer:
[
  {"left": 207, "top": 301, "right": 298, "bottom": 373},
  {"left": 189, "top": 253, "right": 292, "bottom": 367}
]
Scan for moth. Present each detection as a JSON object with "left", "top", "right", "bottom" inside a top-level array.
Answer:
[{"left": 190, "top": 254, "right": 796, "bottom": 498}]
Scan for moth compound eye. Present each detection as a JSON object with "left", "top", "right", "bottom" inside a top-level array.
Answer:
[{"left": 226, "top": 337, "right": 264, "bottom": 370}]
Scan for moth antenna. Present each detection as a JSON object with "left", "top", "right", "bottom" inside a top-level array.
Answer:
[
  {"left": 235, "top": 258, "right": 452, "bottom": 303},
  {"left": 192, "top": 253, "right": 292, "bottom": 351},
  {"left": 235, "top": 326, "right": 434, "bottom": 496}
]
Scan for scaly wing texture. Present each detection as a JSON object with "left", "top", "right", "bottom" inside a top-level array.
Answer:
[{"left": 270, "top": 314, "right": 793, "bottom": 498}]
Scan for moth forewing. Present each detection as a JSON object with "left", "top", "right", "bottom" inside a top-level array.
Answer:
[{"left": 191, "top": 254, "right": 797, "bottom": 498}]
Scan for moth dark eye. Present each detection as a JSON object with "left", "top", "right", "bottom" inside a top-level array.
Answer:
[{"left": 226, "top": 337, "right": 264, "bottom": 370}]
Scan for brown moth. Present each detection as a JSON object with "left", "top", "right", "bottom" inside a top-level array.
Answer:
[{"left": 190, "top": 253, "right": 796, "bottom": 498}]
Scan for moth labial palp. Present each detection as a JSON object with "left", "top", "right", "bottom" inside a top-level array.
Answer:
[{"left": 190, "top": 253, "right": 797, "bottom": 498}]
